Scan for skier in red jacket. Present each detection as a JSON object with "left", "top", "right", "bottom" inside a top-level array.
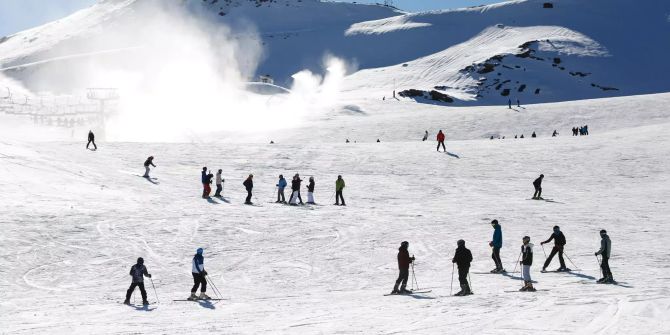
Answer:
[{"left": 436, "top": 130, "right": 446, "bottom": 152}]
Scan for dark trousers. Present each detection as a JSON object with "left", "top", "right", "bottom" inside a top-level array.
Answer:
[
  {"left": 543, "top": 246, "right": 566, "bottom": 269},
  {"left": 289, "top": 190, "right": 302, "bottom": 204},
  {"left": 214, "top": 184, "right": 222, "bottom": 197},
  {"left": 458, "top": 266, "right": 469, "bottom": 285},
  {"left": 437, "top": 141, "right": 446, "bottom": 152},
  {"left": 492, "top": 247, "right": 503, "bottom": 269},
  {"left": 533, "top": 187, "right": 542, "bottom": 199},
  {"left": 191, "top": 272, "right": 207, "bottom": 293},
  {"left": 335, "top": 190, "right": 345, "bottom": 205},
  {"left": 86, "top": 139, "right": 97, "bottom": 150},
  {"left": 600, "top": 256, "right": 612, "bottom": 279},
  {"left": 394, "top": 268, "right": 409, "bottom": 290},
  {"left": 277, "top": 188, "right": 285, "bottom": 202},
  {"left": 245, "top": 189, "right": 253, "bottom": 203},
  {"left": 126, "top": 282, "right": 147, "bottom": 302}
]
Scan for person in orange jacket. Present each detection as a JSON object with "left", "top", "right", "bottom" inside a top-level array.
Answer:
[{"left": 436, "top": 130, "right": 446, "bottom": 152}]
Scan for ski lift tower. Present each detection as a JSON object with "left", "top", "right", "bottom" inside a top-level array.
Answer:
[{"left": 86, "top": 88, "right": 119, "bottom": 140}]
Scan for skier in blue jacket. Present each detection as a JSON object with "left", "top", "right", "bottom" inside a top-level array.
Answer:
[
  {"left": 276, "top": 175, "right": 287, "bottom": 203},
  {"left": 189, "top": 248, "right": 210, "bottom": 300},
  {"left": 489, "top": 219, "right": 504, "bottom": 273}
]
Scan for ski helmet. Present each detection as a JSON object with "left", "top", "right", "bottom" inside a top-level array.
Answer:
[
  {"left": 137, "top": 257, "right": 144, "bottom": 264},
  {"left": 600, "top": 229, "right": 607, "bottom": 235},
  {"left": 522, "top": 236, "right": 530, "bottom": 242},
  {"left": 553, "top": 225, "right": 560, "bottom": 231},
  {"left": 196, "top": 248, "right": 204, "bottom": 255},
  {"left": 491, "top": 219, "right": 499, "bottom": 225},
  {"left": 457, "top": 239, "right": 465, "bottom": 246},
  {"left": 401, "top": 241, "right": 409, "bottom": 248}
]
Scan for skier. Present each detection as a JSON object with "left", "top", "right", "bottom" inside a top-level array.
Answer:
[
  {"left": 520, "top": 134, "right": 525, "bottom": 138},
  {"left": 203, "top": 172, "right": 214, "bottom": 198},
  {"left": 377, "top": 139, "right": 381, "bottom": 143},
  {"left": 517, "top": 99, "right": 520, "bottom": 107},
  {"left": 540, "top": 225, "right": 568, "bottom": 272},
  {"left": 520, "top": 236, "right": 536, "bottom": 291},
  {"left": 584, "top": 125, "right": 589, "bottom": 135},
  {"left": 531, "top": 131, "right": 537, "bottom": 138},
  {"left": 391, "top": 241, "right": 415, "bottom": 294},
  {"left": 552, "top": 130, "right": 558, "bottom": 137},
  {"left": 214, "top": 169, "right": 224, "bottom": 197},
  {"left": 489, "top": 219, "right": 504, "bottom": 273},
  {"left": 306, "top": 176, "right": 316, "bottom": 204},
  {"left": 201, "top": 167, "right": 209, "bottom": 198},
  {"left": 335, "top": 175, "right": 346, "bottom": 206},
  {"left": 189, "top": 248, "right": 210, "bottom": 300},
  {"left": 508, "top": 99, "right": 512, "bottom": 109},
  {"left": 289, "top": 174, "right": 303, "bottom": 205},
  {"left": 595, "top": 229, "right": 614, "bottom": 283},
  {"left": 533, "top": 174, "right": 544, "bottom": 200},
  {"left": 436, "top": 130, "right": 446, "bottom": 152},
  {"left": 276, "top": 174, "right": 287, "bottom": 203},
  {"left": 452, "top": 239, "right": 473, "bottom": 296},
  {"left": 124, "top": 257, "right": 152, "bottom": 305},
  {"left": 86, "top": 130, "right": 97, "bottom": 150},
  {"left": 243, "top": 174, "right": 254, "bottom": 205},
  {"left": 422, "top": 130, "right": 428, "bottom": 141},
  {"left": 143, "top": 156, "right": 155, "bottom": 178}
]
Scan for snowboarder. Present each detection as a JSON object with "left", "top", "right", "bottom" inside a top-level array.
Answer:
[
  {"left": 214, "top": 169, "right": 224, "bottom": 197},
  {"left": 124, "top": 257, "right": 152, "bottom": 305},
  {"left": 540, "top": 225, "right": 568, "bottom": 272},
  {"left": 203, "top": 172, "right": 214, "bottom": 198},
  {"left": 452, "top": 239, "right": 473, "bottom": 296},
  {"left": 189, "top": 248, "right": 210, "bottom": 300},
  {"left": 595, "top": 229, "right": 614, "bottom": 283},
  {"left": 143, "top": 156, "right": 155, "bottom": 178},
  {"left": 422, "top": 130, "right": 428, "bottom": 141},
  {"left": 306, "top": 176, "right": 316, "bottom": 204},
  {"left": 201, "top": 167, "right": 209, "bottom": 198},
  {"left": 531, "top": 131, "right": 537, "bottom": 138},
  {"left": 335, "top": 175, "right": 346, "bottom": 206},
  {"left": 276, "top": 174, "right": 287, "bottom": 203},
  {"left": 520, "top": 236, "right": 536, "bottom": 291},
  {"left": 533, "top": 174, "right": 544, "bottom": 200},
  {"left": 391, "top": 241, "right": 415, "bottom": 294},
  {"left": 243, "top": 174, "right": 254, "bottom": 204},
  {"left": 289, "top": 174, "right": 303, "bottom": 205},
  {"left": 489, "top": 219, "right": 504, "bottom": 273},
  {"left": 436, "top": 130, "right": 446, "bottom": 152},
  {"left": 86, "top": 130, "right": 97, "bottom": 150}
]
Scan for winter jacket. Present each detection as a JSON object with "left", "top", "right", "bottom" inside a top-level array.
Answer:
[
  {"left": 452, "top": 246, "right": 473, "bottom": 268},
  {"left": 88, "top": 132, "right": 94, "bottom": 141},
  {"left": 307, "top": 180, "right": 315, "bottom": 192},
  {"left": 492, "top": 224, "right": 503, "bottom": 248},
  {"left": 144, "top": 158, "right": 155, "bottom": 168},
  {"left": 596, "top": 234, "right": 611, "bottom": 258},
  {"left": 204, "top": 174, "right": 213, "bottom": 184},
  {"left": 521, "top": 243, "right": 533, "bottom": 265},
  {"left": 130, "top": 264, "right": 149, "bottom": 283},
  {"left": 533, "top": 177, "right": 543, "bottom": 188},
  {"left": 201, "top": 170, "right": 207, "bottom": 183},
  {"left": 542, "top": 231, "right": 566, "bottom": 246},
  {"left": 243, "top": 178, "right": 253, "bottom": 191},
  {"left": 397, "top": 247, "right": 413, "bottom": 269},
  {"left": 192, "top": 254, "right": 205, "bottom": 274},
  {"left": 291, "top": 178, "right": 302, "bottom": 191},
  {"left": 336, "top": 178, "right": 345, "bottom": 191},
  {"left": 437, "top": 132, "right": 445, "bottom": 142},
  {"left": 216, "top": 172, "right": 223, "bottom": 185},
  {"left": 277, "top": 178, "right": 287, "bottom": 189}
]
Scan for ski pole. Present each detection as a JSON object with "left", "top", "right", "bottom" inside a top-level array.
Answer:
[
  {"left": 541, "top": 244, "right": 547, "bottom": 259},
  {"left": 411, "top": 261, "right": 420, "bottom": 290},
  {"left": 206, "top": 275, "right": 223, "bottom": 299},
  {"left": 450, "top": 263, "right": 454, "bottom": 296},
  {"left": 150, "top": 277, "right": 160, "bottom": 304},
  {"left": 563, "top": 251, "right": 581, "bottom": 270},
  {"left": 595, "top": 254, "right": 602, "bottom": 278},
  {"left": 512, "top": 251, "right": 522, "bottom": 273},
  {"left": 468, "top": 272, "right": 473, "bottom": 293}
]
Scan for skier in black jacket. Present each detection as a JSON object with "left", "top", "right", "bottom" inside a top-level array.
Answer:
[
  {"left": 124, "top": 257, "right": 152, "bottom": 305},
  {"left": 533, "top": 174, "right": 544, "bottom": 200},
  {"left": 86, "top": 130, "right": 97, "bottom": 150},
  {"left": 391, "top": 241, "right": 415, "bottom": 294},
  {"left": 540, "top": 225, "right": 568, "bottom": 272},
  {"left": 452, "top": 239, "right": 473, "bottom": 296},
  {"left": 243, "top": 174, "right": 254, "bottom": 204},
  {"left": 595, "top": 230, "right": 614, "bottom": 283},
  {"left": 288, "top": 174, "right": 303, "bottom": 205},
  {"left": 143, "top": 156, "right": 155, "bottom": 178}
]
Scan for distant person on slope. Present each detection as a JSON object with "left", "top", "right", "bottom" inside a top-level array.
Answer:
[
  {"left": 143, "top": 156, "right": 155, "bottom": 178},
  {"left": 335, "top": 175, "right": 346, "bottom": 206},
  {"left": 276, "top": 174, "right": 287, "bottom": 203},
  {"left": 391, "top": 241, "right": 415, "bottom": 294},
  {"left": 533, "top": 174, "right": 544, "bottom": 200},
  {"left": 489, "top": 219, "right": 504, "bottom": 273},
  {"left": 552, "top": 130, "right": 558, "bottom": 137},
  {"left": 201, "top": 167, "right": 209, "bottom": 198},
  {"left": 508, "top": 99, "right": 512, "bottom": 109},
  {"left": 519, "top": 236, "right": 536, "bottom": 292},
  {"left": 422, "top": 130, "right": 429, "bottom": 141},
  {"left": 307, "top": 176, "right": 316, "bottom": 204},
  {"left": 243, "top": 174, "right": 254, "bottom": 205},
  {"left": 214, "top": 169, "right": 224, "bottom": 197},
  {"left": 124, "top": 257, "right": 151, "bottom": 305},
  {"left": 436, "top": 130, "right": 446, "bottom": 152},
  {"left": 189, "top": 248, "right": 210, "bottom": 300},
  {"left": 86, "top": 130, "right": 97, "bottom": 150},
  {"left": 595, "top": 230, "right": 614, "bottom": 283},
  {"left": 584, "top": 125, "right": 589, "bottom": 135},
  {"left": 452, "top": 239, "right": 473, "bottom": 296},
  {"left": 531, "top": 131, "right": 537, "bottom": 138},
  {"left": 540, "top": 226, "right": 568, "bottom": 272},
  {"left": 203, "top": 172, "right": 214, "bottom": 198},
  {"left": 289, "top": 174, "right": 303, "bottom": 205}
]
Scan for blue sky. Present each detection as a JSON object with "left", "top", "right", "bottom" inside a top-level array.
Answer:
[{"left": 0, "top": 0, "right": 505, "bottom": 37}]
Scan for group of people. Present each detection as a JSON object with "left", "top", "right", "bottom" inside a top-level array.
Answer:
[
  {"left": 572, "top": 125, "right": 589, "bottom": 136},
  {"left": 275, "top": 174, "right": 317, "bottom": 205}
]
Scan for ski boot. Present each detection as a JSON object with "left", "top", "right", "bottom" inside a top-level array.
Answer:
[
  {"left": 541, "top": 267, "right": 547, "bottom": 273},
  {"left": 142, "top": 300, "right": 149, "bottom": 305},
  {"left": 519, "top": 281, "right": 529, "bottom": 291},
  {"left": 187, "top": 293, "right": 198, "bottom": 301},
  {"left": 454, "top": 284, "right": 465, "bottom": 296},
  {"left": 123, "top": 299, "right": 130, "bottom": 305},
  {"left": 604, "top": 277, "right": 616, "bottom": 284},
  {"left": 399, "top": 286, "right": 412, "bottom": 294},
  {"left": 597, "top": 277, "right": 607, "bottom": 283},
  {"left": 199, "top": 292, "right": 211, "bottom": 300},
  {"left": 526, "top": 283, "right": 537, "bottom": 292},
  {"left": 463, "top": 283, "right": 472, "bottom": 295}
]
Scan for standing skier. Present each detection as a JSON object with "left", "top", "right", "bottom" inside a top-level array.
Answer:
[
  {"left": 489, "top": 219, "right": 504, "bottom": 273},
  {"left": 335, "top": 175, "right": 346, "bottom": 206},
  {"left": 276, "top": 174, "right": 287, "bottom": 203},
  {"left": 203, "top": 172, "right": 214, "bottom": 198},
  {"left": 124, "top": 257, "right": 152, "bottom": 305},
  {"left": 243, "top": 174, "right": 254, "bottom": 205},
  {"left": 86, "top": 130, "right": 97, "bottom": 150},
  {"left": 307, "top": 176, "right": 316, "bottom": 204},
  {"left": 595, "top": 229, "right": 614, "bottom": 283},
  {"left": 436, "top": 130, "right": 446, "bottom": 152},
  {"left": 520, "top": 236, "right": 536, "bottom": 291},
  {"left": 422, "top": 130, "right": 428, "bottom": 141},
  {"left": 533, "top": 174, "right": 544, "bottom": 200},
  {"left": 143, "top": 156, "right": 155, "bottom": 178},
  {"left": 391, "top": 241, "right": 415, "bottom": 294},
  {"left": 189, "top": 248, "right": 210, "bottom": 300},
  {"left": 289, "top": 174, "right": 303, "bottom": 205},
  {"left": 201, "top": 167, "right": 208, "bottom": 198},
  {"left": 214, "top": 169, "right": 224, "bottom": 197},
  {"left": 531, "top": 131, "right": 537, "bottom": 138},
  {"left": 452, "top": 239, "right": 473, "bottom": 296},
  {"left": 540, "top": 225, "right": 568, "bottom": 272},
  {"left": 508, "top": 99, "right": 512, "bottom": 109}
]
